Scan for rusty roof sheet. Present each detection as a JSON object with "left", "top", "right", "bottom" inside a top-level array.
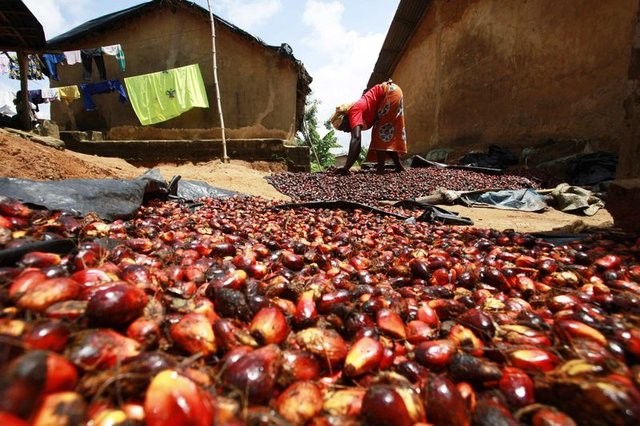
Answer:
[
  {"left": 366, "top": 0, "right": 431, "bottom": 89},
  {"left": 0, "top": 0, "right": 46, "bottom": 51}
]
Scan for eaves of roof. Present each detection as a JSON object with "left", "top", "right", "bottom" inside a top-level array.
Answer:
[
  {"left": 0, "top": 0, "right": 46, "bottom": 51},
  {"left": 366, "top": 0, "right": 432, "bottom": 89}
]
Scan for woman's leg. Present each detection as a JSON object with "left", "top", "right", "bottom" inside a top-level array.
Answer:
[
  {"left": 390, "top": 152, "right": 405, "bottom": 172},
  {"left": 376, "top": 151, "right": 386, "bottom": 174}
]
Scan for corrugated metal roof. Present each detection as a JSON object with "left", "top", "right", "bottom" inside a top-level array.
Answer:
[
  {"left": 367, "top": 0, "right": 432, "bottom": 89},
  {"left": 0, "top": 0, "right": 46, "bottom": 51},
  {"left": 48, "top": 1, "right": 264, "bottom": 49}
]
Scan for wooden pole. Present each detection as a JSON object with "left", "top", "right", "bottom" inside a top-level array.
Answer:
[
  {"left": 206, "top": 0, "right": 229, "bottom": 163},
  {"left": 17, "top": 50, "right": 31, "bottom": 131}
]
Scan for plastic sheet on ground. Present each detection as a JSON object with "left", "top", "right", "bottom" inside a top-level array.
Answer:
[
  {"left": 458, "top": 188, "right": 548, "bottom": 212},
  {"left": 0, "top": 168, "right": 239, "bottom": 221},
  {"left": 540, "top": 183, "right": 605, "bottom": 216}
]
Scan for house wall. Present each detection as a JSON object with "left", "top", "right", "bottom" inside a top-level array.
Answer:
[
  {"left": 50, "top": 6, "right": 299, "bottom": 140},
  {"left": 391, "top": 0, "right": 638, "bottom": 158}
]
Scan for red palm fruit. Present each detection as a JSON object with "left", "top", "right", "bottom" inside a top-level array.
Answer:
[
  {"left": 43, "top": 353, "right": 78, "bottom": 394},
  {"left": 323, "top": 387, "right": 366, "bottom": 418},
  {"left": 281, "top": 250, "right": 304, "bottom": 271},
  {"left": 448, "top": 352, "right": 503, "bottom": 385},
  {"left": 212, "top": 242, "right": 237, "bottom": 257},
  {"left": 20, "top": 252, "right": 61, "bottom": 268},
  {"left": 221, "top": 344, "right": 282, "bottom": 404},
  {"left": 361, "top": 383, "right": 426, "bottom": 426},
  {"left": 409, "top": 258, "right": 430, "bottom": 280},
  {"left": 86, "top": 283, "right": 148, "bottom": 327},
  {"left": 213, "top": 318, "right": 257, "bottom": 353},
  {"left": 271, "top": 297, "right": 297, "bottom": 316},
  {"left": 249, "top": 307, "right": 290, "bottom": 345},
  {"left": 531, "top": 407, "right": 577, "bottom": 426},
  {"left": 416, "top": 302, "right": 440, "bottom": 328},
  {"left": 0, "top": 412, "right": 28, "bottom": 426},
  {"left": 508, "top": 348, "right": 559, "bottom": 373},
  {"left": 456, "top": 382, "right": 477, "bottom": 414},
  {"left": 0, "top": 350, "right": 49, "bottom": 418},
  {"left": 31, "top": 392, "right": 87, "bottom": 426},
  {"left": 414, "top": 339, "right": 457, "bottom": 370},
  {"left": 73, "top": 244, "right": 107, "bottom": 270},
  {"left": 247, "top": 262, "right": 267, "bottom": 279},
  {"left": 70, "top": 268, "right": 115, "bottom": 287},
  {"left": 498, "top": 367, "right": 535, "bottom": 408},
  {"left": 431, "top": 267, "right": 454, "bottom": 286},
  {"left": 191, "top": 297, "right": 219, "bottom": 324},
  {"left": 350, "top": 254, "right": 371, "bottom": 271},
  {"left": 497, "top": 324, "right": 552, "bottom": 347},
  {"left": 127, "top": 318, "right": 161, "bottom": 348},
  {"left": 457, "top": 308, "right": 496, "bottom": 341},
  {"left": 16, "top": 277, "right": 81, "bottom": 312},
  {"left": 232, "top": 251, "right": 256, "bottom": 271},
  {"left": 472, "top": 396, "right": 518, "bottom": 426},
  {"left": 594, "top": 254, "right": 621, "bottom": 270},
  {"left": 405, "top": 320, "right": 437, "bottom": 344},
  {"left": 66, "top": 329, "right": 140, "bottom": 371},
  {"left": 448, "top": 324, "right": 484, "bottom": 357},
  {"left": 614, "top": 328, "right": 640, "bottom": 358},
  {"left": 278, "top": 350, "right": 322, "bottom": 387},
  {"left": 0, "top": 198, "right": 31, "bottom": 217},
  {"left": 144, "top": 370, "right": 215, "bottom": 426},
  {"left": 554, "top": 319, "right": 606, "bottom": 346},
  {"left": 23, "top": 320, "right": 70, "bottom": 352},
  {"left": 209, "top": 269, "right": 247, "bottom": 291},
  {"left": 294, "top": 290, "right": 318, "bottom": 327},
  {"left": 547, "top": 294, "right": 579, "bottom": 312},
  {"left": 515, "top": 255, "right": 537, "bottom": 268},
  {"left": 276, "top": 381, "right": 323, "bottom": 425},
  {"left": 376, "top": 309, "right": 406, "bottom": 339},
  {"left": 344, "top": 336, "right": 384, "bottom": 377},
  {"left": 480, "top": 267, "right": 511, "bottom": 292},
  {"left": 44, "top": 300, "right": 88, "bottom": 320},
  {"left": 8, "top": 268, "right": 47, "bottom": 299},
  {"left": 169, "top": 313, "right": 216, "bottom": 356},
  {"left": 294, "top": 327, "right": 347, "bottom": 369},
  {"left": 511, "top": 274, "right": 536, "bottom": 295},
  {"left": 318, "top": 289, "right": 351, "bottom": 314},
  {"left": 423, "top": 374, "right": 471, "bottom": 426}
]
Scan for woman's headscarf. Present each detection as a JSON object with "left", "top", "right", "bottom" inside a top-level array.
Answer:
[{"left": 330, "top": 103, "right": 353, "bottom": 130}]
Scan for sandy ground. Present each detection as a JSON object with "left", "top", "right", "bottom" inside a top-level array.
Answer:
[{"left": 0, "top": 129, "right": 614, "bottom": 233}]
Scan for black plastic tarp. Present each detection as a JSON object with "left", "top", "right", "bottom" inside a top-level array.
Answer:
[{"left": 0, "top": 169, "right": 238, "bottom": 221}]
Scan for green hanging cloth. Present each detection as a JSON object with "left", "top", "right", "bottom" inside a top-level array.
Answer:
[{"left": 124, "top": 63, "right": 209, "bottom": 126}]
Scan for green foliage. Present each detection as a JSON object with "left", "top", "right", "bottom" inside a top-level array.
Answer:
[{"left": 296, "top": 96, "right": 340, "bottom": 171}]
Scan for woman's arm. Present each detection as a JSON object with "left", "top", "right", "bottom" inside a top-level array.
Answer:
[{"left": 339, "top": 125, "right": 362, "bottom": 173}]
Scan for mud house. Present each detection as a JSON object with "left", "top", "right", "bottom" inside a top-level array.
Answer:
[
  {"left": 367, "top": 0, "right": 640, "bottom": 230},
  {"left": 44, "top": 0, "right": 311, "bottom": 167}
]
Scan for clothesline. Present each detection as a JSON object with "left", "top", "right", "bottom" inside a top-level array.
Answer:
[
  {"left": 1, "top": 63, "right": 209, "bottom": 126},
  {"left": 0, "top": 44, "right": 126, "bottom": 82}
]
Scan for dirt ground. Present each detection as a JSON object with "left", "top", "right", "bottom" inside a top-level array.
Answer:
[{"left": 0, "top": 129, "right": 614, "bottom": 233}]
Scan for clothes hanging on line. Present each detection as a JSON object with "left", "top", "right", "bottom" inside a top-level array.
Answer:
[
  {"left": 57, "top": 85, "right": 81, "bottom": 104},
  {"left": 0, "top": 91, "right": 17, "bottom": 116},
  {"left": 40, "top": 88, "right": 59, "bottom": 101},
  {"left": 64, "top": 50, "right": 82, "bottom": 65},
  {"left": 101, "top": 44, "right": 126, "bottom": 72},
  {"left": 124, "top": 63, "right": 209, "bottom": 126},
  {"left": 9, "top": 54, "right": 44, "bottom": 80},
  {"left": 79, "top": 79, "right": 128, "bottom": 111},
  {"left": 41, "top": 53, "right": 67, "bottom": 81},
  {"left": 81, "top": 48, "right": 107, "bottom": 81},
  {"left": 0, "top": 55, "right": 10, "bottom": 75}
]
